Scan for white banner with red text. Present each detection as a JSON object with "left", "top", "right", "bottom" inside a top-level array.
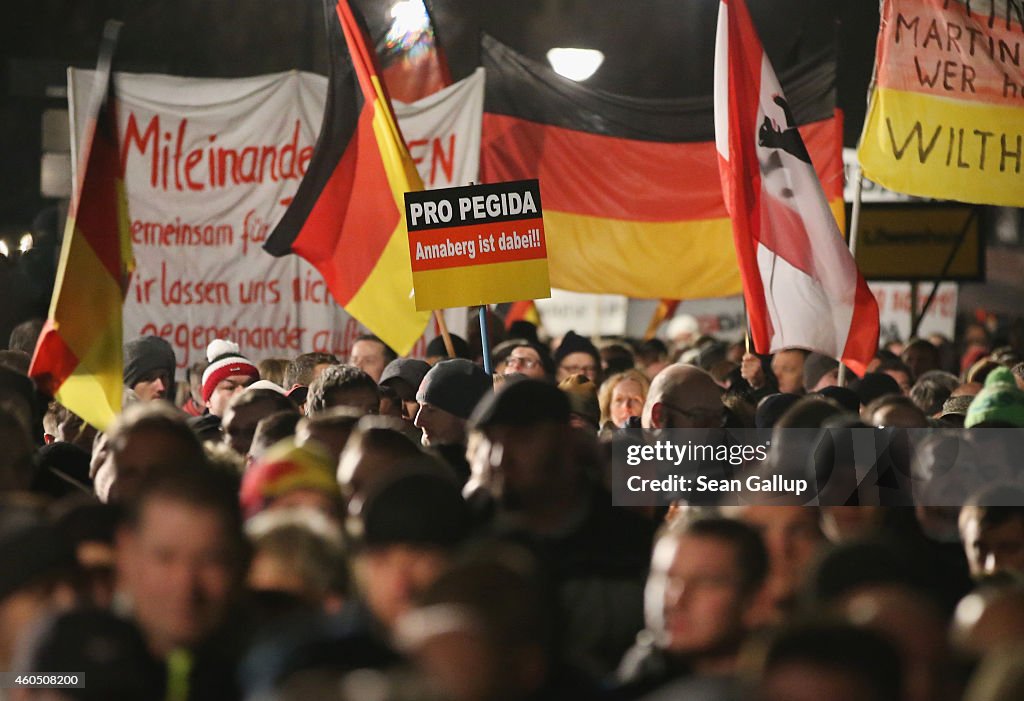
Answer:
[{"left": 68, "top": 68, "right": 483, "bottom": 370}]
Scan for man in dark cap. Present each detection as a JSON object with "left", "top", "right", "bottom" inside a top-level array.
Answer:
[
  {"left": 348, "top": 467, "right": 471, "bottom": 633},
  {"left": 553, "top": 330, "right": 602, "bottom": 384},
  {"left": 379, "top": 358, "right": 431, "bottom": 423},
  {"left": 123, "top": 335, "right": 178, "bottom": 402},
  {"left": 849, "top": 372, "right": 902, "bottom": 408},
  {"left": 467, "top": 379, "right": 654, "bottom": 678},
  {"left": 414, "top": 359, "right": 491, "bottom": 483},
  {"left": 425, "top": 333, "right": 472, "bottom": 365}
]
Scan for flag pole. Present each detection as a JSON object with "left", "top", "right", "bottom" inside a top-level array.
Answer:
[
  {"left": 479, "top": 305, "right": 493, "bottom": 375},
  {"left": 742, "top": 295, "right": 751, "bottom": 354},
  {"left": 433, "top": 310, "right": 456, "bottom": 358},
  {"left": 838, "top": 159, "right": 865, "bottom": 388}
]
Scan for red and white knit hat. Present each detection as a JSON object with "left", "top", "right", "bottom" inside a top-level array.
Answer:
[{"left": 201, "top": 339, "right": 260, "bottom": 402}]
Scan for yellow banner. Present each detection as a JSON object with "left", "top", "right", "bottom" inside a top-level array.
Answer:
[{"left": 858, "top": 0, "right": 1024, "bottom": 206}]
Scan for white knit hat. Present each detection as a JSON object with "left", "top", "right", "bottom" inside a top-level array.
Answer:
[{"left": 200, "top": 339, "right": 259, "bottom": 402}]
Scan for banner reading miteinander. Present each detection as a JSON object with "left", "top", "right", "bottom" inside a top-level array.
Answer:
[
  {"left": 859, "top": 0, "right": 1024, "bottom": 206},
  {"left": 68, "top": 68, "right": 483, "bottom": 365}
]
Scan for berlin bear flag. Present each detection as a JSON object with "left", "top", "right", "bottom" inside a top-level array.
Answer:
[{"left": 713, "top": 0, "right": 878, "bottom": 375}]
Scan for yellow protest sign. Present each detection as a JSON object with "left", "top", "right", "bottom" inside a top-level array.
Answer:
[{"left": 405, "top": 180, "right": 551, "bottom": 310}]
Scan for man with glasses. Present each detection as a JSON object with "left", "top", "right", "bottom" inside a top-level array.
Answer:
[
  {"left": 642, "top": 364, "right": 725, "bottom": 430},
  {"left": 501, "top": 340, "right": 554, "bottom": 381}
]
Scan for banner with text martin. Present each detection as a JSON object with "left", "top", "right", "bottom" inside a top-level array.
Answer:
[
  {"left": 68, "top": 68, "right": 483, "bottom": 367},
  {"left": 405, "top": 179, "right": 550, "bottom": 310},
  {"left": 859, "top": 0, "right": 1024, "bottom": 206}
]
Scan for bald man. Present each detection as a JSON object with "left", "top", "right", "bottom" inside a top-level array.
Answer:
[{"left": 642, "top": 364, "right": 725, "bottom": 430}]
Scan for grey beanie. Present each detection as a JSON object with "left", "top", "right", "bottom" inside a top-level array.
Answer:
[
  {"left": 123, "top": 336, "right": 177, "bottom": 388},
  {"left": 416, "top": 359, "right": 492, "bottom": 419}
]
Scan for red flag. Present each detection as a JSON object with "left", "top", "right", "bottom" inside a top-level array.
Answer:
[
  {"left": 264, "top": 0, "right": 429, "bottom": 355},
  {"left": 30, "top": 21, "right": 134, "bottom": 431},
  {"left": 713, "top": 0, "right": 878, "bottom": 375}
]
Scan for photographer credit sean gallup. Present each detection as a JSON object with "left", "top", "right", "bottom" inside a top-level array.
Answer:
[{"left": 626, "top": 474, "right": 810, "bottom": 496}]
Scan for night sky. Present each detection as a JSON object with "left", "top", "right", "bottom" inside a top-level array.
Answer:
[{"left": 1, "top": 0, "right": 878, "bottom": 231}]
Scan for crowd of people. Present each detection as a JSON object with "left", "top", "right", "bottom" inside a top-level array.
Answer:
[{"left": 3, "top": 312, "right": 1024, "bottom": 701}]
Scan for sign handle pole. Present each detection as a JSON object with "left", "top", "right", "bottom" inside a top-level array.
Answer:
[
  {"left": 433, "top": 310, "right": 457, "bottom": 358},
  {"left": 910, "top": 281, "right": 920, "bottom": 340},
  {"left": 479, "top": 306, "right": 493, "bottom": 375},
  {"left": 910, "top": 208, "right": 976, "bottom": 339}
]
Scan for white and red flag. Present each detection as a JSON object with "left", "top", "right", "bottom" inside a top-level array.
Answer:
[{"left": 713, "top": 0, "right": 878, "bottom": 375}]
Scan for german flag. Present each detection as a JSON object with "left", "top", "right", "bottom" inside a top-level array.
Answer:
[
  {"left": 480, "top": 34, "right": 845, "bottom": 300},
  {"left": 264, "top": 0, "right": 430, "bottom": 355},
  {"left": 29, "top": 21, "right": 133, "bottom": 432}
]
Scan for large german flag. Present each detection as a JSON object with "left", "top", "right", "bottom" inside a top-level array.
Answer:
[
  {"left": 480, "top": 34, "right": 845, "bottom": 300},
  {"left": 265, "top": 0, "right": 430, "bottom": 354},
  {"left": 30, "top": 22, "right": 133, "bottom": 432}
]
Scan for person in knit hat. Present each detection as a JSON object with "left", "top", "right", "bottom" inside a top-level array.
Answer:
[
  {"left": 201, "top": 339, "right": 260, "bottom": 418},
  {"left": 553, "top": 330, "right": 602, "bottom": 384},
  {"left": 415, "top": 359, "right": 492, "bottom": 484},
  {"left": 964, "top": 367, "right": 1024, "bottom": 428},
  {"left": 123, "top": 335, "right": 177, "bottom": 402},
  {"left": 240, "top": 439, "right": 342, "bottom": 522},
  {"left": 414, "top": 359, "right": 491, "bottom": 448}
]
